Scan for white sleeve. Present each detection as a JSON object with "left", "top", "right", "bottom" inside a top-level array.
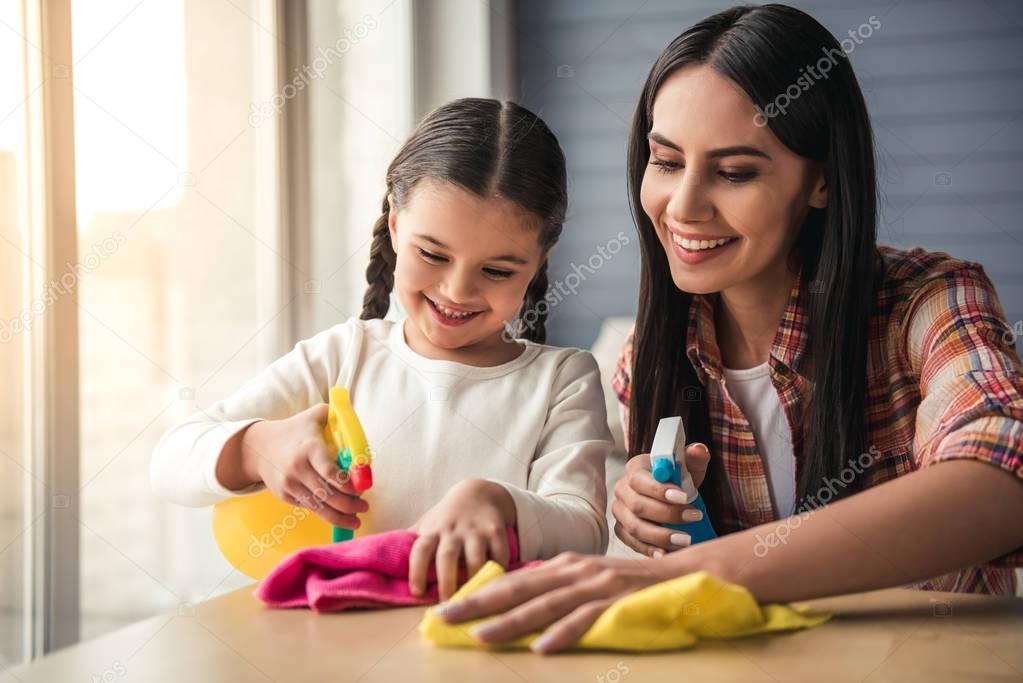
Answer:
[
  {"left": 149, "top": 321, "right": 356, "bottom": 507},
  {"left": 492, "top": 351, "right": 611, "bottom": 561}
]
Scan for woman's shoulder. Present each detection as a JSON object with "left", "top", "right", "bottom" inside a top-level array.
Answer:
[{"left": 877, "top": 244, "right": 990, "bottom": 293}]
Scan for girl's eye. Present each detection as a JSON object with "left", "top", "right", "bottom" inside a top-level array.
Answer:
[
  {"left": 483, "top": 267, "right": 513, "bottom": 279},
  {"left": 650, "top": 157, "right": 682, "bottom": 174},
  {"left": 719, "top": 170, "right": 757, "bottom": 183},
  {"left": 417, "top": 248, "right": 447, "bottom": 263}
]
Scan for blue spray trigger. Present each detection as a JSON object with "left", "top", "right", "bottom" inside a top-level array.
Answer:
[{"left": 651, "top": 457, "right": 675, "bottom": 483}]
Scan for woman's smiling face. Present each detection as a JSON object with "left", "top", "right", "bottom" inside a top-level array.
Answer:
[
  {"left": 389, "top": 179, "right": 545, "bottom": 360},
  {"left": 640, "top": 64, "right": 828, "bottom": 295}
]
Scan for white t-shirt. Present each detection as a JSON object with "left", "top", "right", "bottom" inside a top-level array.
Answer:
[
  {"left": 150, "top": 317, "right": 611, "bottom": 561},
  {"left": 721, "top": 362, "right": 796, "bottom": 518}
]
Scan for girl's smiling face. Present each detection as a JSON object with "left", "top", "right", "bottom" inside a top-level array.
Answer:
[
  {"left": 389, "top": 179, "right": 546, "bottom": 363},
  {"left": 641, "top": 65, "right": 828, "bottom": 296}
]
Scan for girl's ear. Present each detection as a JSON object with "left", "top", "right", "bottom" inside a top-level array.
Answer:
[
  {"left": 387, "top": 195, "right": 398, "bottom": 243},
  {"left": 808, "top": 166, "right": 828, "bottom": 209}
]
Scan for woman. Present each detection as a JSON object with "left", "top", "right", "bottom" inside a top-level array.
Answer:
[{"left": 435, "top": 3, "right": 1023, "bottom": 653}]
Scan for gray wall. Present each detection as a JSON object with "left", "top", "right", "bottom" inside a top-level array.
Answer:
[{"left": 514, "top": 0, "right": 1023, "bottom": 354}]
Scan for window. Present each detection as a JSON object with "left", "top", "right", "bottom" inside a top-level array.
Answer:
[{"left": 0, "top": 0, "right": 31, "bottom": 666}]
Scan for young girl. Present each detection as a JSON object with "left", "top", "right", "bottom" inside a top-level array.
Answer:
[
  {"left": 434, "top": 5, "right": 1023, "bottom": 653},
  {"left": 150, "top": 98, "right": 612, "bottom": 600}
]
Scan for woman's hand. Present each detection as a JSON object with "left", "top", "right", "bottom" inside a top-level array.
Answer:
[
  {"left": 434, "top": 552, "right": 679, "bottom": 654},
  {"left": 612, "top": 443, "right": 711, "bottom": 556},
  {"left": 218, "top": 403, "right": 369, "bottom": 529},
  {"left": 409, "top": 479, "right": 517, "bottom": 601}
]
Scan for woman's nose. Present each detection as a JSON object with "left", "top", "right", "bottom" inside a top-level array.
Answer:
[{"left": 665, "top": 167, "right": 714, "bottom": 224}]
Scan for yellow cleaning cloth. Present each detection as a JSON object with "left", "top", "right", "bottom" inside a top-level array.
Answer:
[{"left": 420, "top": 561, "right": 830, "bottom": 652}]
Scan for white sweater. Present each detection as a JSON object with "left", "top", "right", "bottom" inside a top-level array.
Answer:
[{"left": 150, "top": 317, "right": 611, "bottom": 561}]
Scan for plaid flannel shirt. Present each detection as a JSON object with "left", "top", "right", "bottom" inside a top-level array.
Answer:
[{"left": 612, "top": 246, "right": 1023, "bottom": 595}]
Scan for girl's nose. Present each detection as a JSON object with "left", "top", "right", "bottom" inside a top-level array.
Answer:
[{"left": 442, "top": 267, "right": 479, "bottom": 303}]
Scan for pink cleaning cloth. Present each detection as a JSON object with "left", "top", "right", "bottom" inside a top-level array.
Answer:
[{"left": 254, "top": 527, "right": 536, "bottom": 612}]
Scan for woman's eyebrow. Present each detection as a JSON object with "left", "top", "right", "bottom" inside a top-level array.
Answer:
[
  {"left": 414, "top": 233, "right": 528, "bottom": 265},
  {"left": 648, "top": 132, "right": 770, "bottom": 160}
]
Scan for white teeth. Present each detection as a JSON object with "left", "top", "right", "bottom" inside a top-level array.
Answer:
[
  {"left": 433, "top": 301, "right": 477, "bottom": 319},
  {"left": 672, "top": 234, "right": 736, "bottom": 251}
]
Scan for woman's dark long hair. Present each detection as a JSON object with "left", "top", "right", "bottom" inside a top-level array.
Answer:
[
  {"left": 626, "top": 4, "right": 881, "bottom": 513},
  {"left": 360, "top": 97, "right": 567, "bottom": 343}
]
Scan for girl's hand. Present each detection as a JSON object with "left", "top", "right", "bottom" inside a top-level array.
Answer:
[
  {"left": 409, "top": 479, "right": 517, "bottom": 601},
  {"left": 434, "top": 552, "right": 677, "bottom": 654},
  {"left": 233, "top": 403, "right": 369, "bottom": 528},
  {"left": 612, "top": 444, "right": 711, "bottom": 557}
]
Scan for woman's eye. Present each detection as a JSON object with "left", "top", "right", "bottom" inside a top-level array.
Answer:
[
  {"left": 650, "top": 157, "right": 682, "bottom": 174},
  {"left": 417, "top": 248, "right": 446, "bottom": 263},
  {"left": 719, "top": 170, "right": 757, "bottom": 183},
  {"left": 483, "top": 267, "right": 513, "bottom": 279}
]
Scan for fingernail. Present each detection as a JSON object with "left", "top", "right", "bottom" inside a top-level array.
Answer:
[
  {"left": 530, "top": 634, "right": 556, "bottom": 654},
  {"left": 682, "top": 509, "right": 703, "bottom": 522},
  {"left": 694, "top": 442, "right": 709, "bottom": 454},
  {"left": 651, "top": 549, "right": 665, "bottom": 558},
  {"left": 670, "top": 532, "right": 691, "bottom": 547},
  {"left": 665, "top": 489, "right": 689, "bottom": 504},
  {"left": 469, "top": 624, "right": 497, "bottom": 642}
]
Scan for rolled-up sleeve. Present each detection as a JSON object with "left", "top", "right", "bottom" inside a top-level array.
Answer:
[{"left": 906, "top": 265, "right": 1023, "bottom": 565}]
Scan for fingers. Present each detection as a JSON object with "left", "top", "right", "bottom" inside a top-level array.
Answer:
[
  {"left": 487, "top": 526, "right": 510, "bottom": 569},
  {"left": 409, "top": 533, "right": 439, "bottom": 597},
  {"left": 307, "top": 437, "right": 362, "bottom": 497},
  {"left": 614, "top": 520, "right": 668, "bottom": 558},
  {"left": 438, "top": 553, "right": 581, "bottom": 623},
  {"left": 466, "top": 573, "right": 612, "bottom": 645},
  {"left": 611, "top": 501, "right": 675, "bottom": 556},
  {"left": 435, "top": 535, "right": 463, "bottom": 601},
  {"left": 530, "top": 598, "right": 617, "bottom": 654},
  {"left": 292, "top": 459, "right": 367, "bottom": 523},
  {"left": 686, "top": 443, "right": 712, "bottom": 487},
  {"left": 464, "top": 534, "right": 489, "bottom": 581},
  {"left": 620, "top": 482, "right": 696, "bottom": 527},
  {"left": 625, "top": 465, "right": 691, "bottom": 509}
]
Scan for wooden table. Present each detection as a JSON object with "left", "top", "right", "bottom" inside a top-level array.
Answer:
[{"left": 9, "top": 584, "right": 1023, "bottom": 682}]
